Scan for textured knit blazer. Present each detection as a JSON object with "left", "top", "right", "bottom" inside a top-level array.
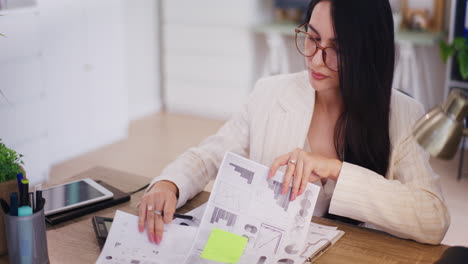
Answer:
[{"left": 150, "top": 71, "right": 450, "bottom": 245}]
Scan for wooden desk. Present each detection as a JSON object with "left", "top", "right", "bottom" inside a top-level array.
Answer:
[{"left": 1, "top": 167, "right": 448, "bottom": 263}]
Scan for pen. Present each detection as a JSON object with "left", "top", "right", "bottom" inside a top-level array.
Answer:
[
  {"left": 37, "top": 197, "right": 45, "bottom": 212},
  {"left": 18, "top": 179, "right": 32, "bottom": 216},
  {"left": 16, "top": 173, "right": 23, "bottom": 198},
  {"left": 173, "top": 213, "right": 194, "bottom": 221},
  {"left": 29, "top": 192, "right": 34, "bottom": 210},
  {"left": 0, "top": 198, "right": 9, "bottom": 214},
  {"left": 308, "top": 241, "right": 332, "bottom": 263},
  {"left": 20, "top": 179, "right": 29, "bottom": 206},
  {"left": 35, "top": 190, "right": 43, "bottom": 213},
  {"left": 153, "top": 210, "right": 195, "bottom": 221},
  {"left": 10, "top": 192, "right": 18, "bottom": 216},
  {"left": 18, "top": 205, "right": 33, "bottom": 216}
]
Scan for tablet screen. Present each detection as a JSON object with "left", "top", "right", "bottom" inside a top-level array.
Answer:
[
  {"left": 43, "top": 180, "right": 106, "bottom": 214},
  {"left": 104, "top": 220, "right": 113, "bottom": 230}
]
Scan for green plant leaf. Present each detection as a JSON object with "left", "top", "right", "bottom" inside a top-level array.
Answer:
[
  {"left": 454, "top": 37, "right": 468, "bottom": 50},
  {"left": 458, "top": 49, "right": 468, "bottom": 80},
  {"left": 0, "top": 138, "right": 24, "bottom": 182},
  {"left": 439, "top": 40, "right": 455, "bottom": 63}
]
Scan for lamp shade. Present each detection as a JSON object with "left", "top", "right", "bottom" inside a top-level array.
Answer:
[{"left": 412, "top": 90, "right": 467, "bottom": 160}]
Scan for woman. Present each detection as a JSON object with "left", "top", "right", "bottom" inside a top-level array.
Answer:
[{"left": 138, "top": 0, "right": 450, "bottom": 245}]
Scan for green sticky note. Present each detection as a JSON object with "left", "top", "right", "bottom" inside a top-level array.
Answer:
[{"left": 200, "top": 228, "right": 248, "bottom": 264}]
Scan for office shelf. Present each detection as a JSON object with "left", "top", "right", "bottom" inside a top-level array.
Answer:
[
  {"left": 252, "top": 22, "right": 443, "bottom": 46},
  {"left": 450, "top": 80, "right": 468, "bottom": 90}
]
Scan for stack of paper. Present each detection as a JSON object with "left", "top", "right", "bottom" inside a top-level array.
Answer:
[
  {"left": 175, "top": 204, "right": 345, "bottom": 263},
  {"left": 301, "top": 223, "right": 344, "bottom": 263},
  {"left": 96, "top": 152, "right": 344, "bottom": 264},
  {"left": 96, "top": 211, "right": 343, "bottom": 264},
  {"left": 96, "top": 210, "right": 198, "bottom": 264}
]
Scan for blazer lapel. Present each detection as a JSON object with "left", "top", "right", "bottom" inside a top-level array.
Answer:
[{"left": 260, "top": 72, "right": 316, "bottom": 166}]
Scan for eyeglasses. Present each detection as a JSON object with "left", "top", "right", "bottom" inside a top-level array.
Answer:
[{"left": 295, "top": 23, "right": 339, "bottom": 72}]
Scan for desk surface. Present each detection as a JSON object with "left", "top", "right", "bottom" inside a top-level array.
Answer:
[{"left": 1, "top": 167, "right": 448, "bottom": 263}]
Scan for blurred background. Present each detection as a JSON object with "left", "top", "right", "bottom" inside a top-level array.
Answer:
[{"left": 0, "top": 0, "right": 467, "bottom": 246}]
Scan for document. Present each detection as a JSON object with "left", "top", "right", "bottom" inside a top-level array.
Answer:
[
  {"left": 300, "top": 223, "right": 344, "bottom": 262},
  {"left": 184, "top": 152, "right": 321, "bottom": 264},
  {"left": 96, "top": 210, "right": 197, "bottom": 264},
  {"left": 180, "top": 204, "right": 345, "bottom": 264},
  {"left": 96, "top": 153, "right": 341, "bottom": 264}
]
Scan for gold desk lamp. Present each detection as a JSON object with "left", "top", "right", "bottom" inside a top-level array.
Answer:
[
  {"left": 414, "top": 89, "right": 468, "bottom": 261},
  {"left": 413, "top": 89, "right": 468, "bottom": 160}
]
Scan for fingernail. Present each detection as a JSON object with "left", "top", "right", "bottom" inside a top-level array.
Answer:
[
  {"left": 156, "top": 235, "right": 161, "bottom": 245},
  {"left": 149, "top": 234, "right": 153, "bottom": 243}
]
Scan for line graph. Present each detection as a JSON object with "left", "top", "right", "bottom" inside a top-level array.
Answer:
[
  {"left": 254, "top": 224, "right": 284, "bottom": 254},
  {"left": 299, "top": 238, "right": 330, "bottom": 258}
]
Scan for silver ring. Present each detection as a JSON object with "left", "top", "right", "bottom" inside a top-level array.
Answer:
[
  {"left": 146, "top": 205, "right": 154, "bottom": 211},
  {"left": 153, "top": 210, "right": 162, "bottom": 216},
  {"left": 289, "top": 159, "right": 297, "bottom": 165}
]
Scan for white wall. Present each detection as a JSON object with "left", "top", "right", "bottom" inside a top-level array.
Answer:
[
  {"left": 405, "top": 45, "right": 447, "bottom": 110},
  {"left": 162, "top": 0, "right": 273, "bottom": 119},
  {"left": 125, "top": 0, "right": 162, "bottom": 120},
  {"left": 40, "top": 0, "right": 128, "bottom": 166},
  {"left": 0, "top": 5, "right": 50, "bottom": 184},
  {"left": 0, "top": 0, "right": 129, "bottom": 184}
]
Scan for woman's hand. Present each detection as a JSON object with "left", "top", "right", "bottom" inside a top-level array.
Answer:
[
  {"left": 268, "top": 148, "right": 342, "bottom": 201},
  {"left": 138, "top": 180, "right": 178, "bottom": 244}
]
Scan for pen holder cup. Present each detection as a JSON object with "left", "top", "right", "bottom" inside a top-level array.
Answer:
[{"left": 4, "top": 208, "right": 49, "bottom": 264}]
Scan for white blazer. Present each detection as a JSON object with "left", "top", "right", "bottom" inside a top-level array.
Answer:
[{"left": 150, "top": 71, "right": 450, "bottom": 245}]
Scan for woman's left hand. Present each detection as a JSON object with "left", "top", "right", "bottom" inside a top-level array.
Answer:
[{"left": 268, "top": 148, "right": 343, "bottom": 201}]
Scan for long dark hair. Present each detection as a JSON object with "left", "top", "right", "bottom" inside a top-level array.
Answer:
[
  {"left": 305, "top": 0, "right": 394, "bottom": 224},
  {"left": 305, "top": 0, "right": 394, "bottom": 177}
]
